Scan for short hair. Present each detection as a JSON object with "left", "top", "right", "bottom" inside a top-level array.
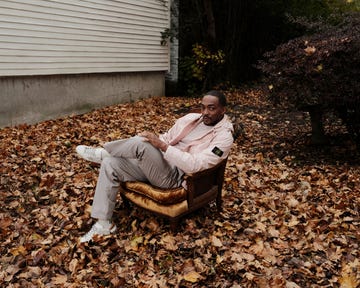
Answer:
[{"left": 204, "top": 90, "right": 227, "bottom": 107}]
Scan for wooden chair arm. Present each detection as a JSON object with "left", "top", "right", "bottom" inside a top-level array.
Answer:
[{"left": 184, "top": 158, "right": 227, "bottom": 206}]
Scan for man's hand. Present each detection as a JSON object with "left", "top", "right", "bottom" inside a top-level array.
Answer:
[{"left": 138, "top": 131, "right": 168, "bottom": 152}]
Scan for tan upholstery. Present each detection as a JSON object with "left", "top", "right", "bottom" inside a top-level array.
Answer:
[
  {"left": 121, "top": 191, "right": 188, "bottom": 218},
  {"left": 119, "top": 158, "right": 227, "bottom": 230},
  {"left": 123, "top": 182, "right": 186, "bottom": 204}
]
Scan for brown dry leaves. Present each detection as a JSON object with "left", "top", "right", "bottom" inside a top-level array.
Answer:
[{"left": 0, "top": 88, "right": 359, "bottom": 287}]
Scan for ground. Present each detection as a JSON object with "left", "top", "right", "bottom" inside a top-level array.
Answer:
[{"left": 0, "top": 86, "right": 359, "bottom": 287}]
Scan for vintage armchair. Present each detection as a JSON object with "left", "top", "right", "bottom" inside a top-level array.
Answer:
[{"left": 119, "top": 158, "right": 228, "bottom": 230}]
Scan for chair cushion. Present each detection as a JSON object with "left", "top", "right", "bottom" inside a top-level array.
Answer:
[
  {"left": 123, "top": 182, "right": 187, "bottom": 205},
  {"left": 121, "top": 190, "right": 188, "bottom": 217}
]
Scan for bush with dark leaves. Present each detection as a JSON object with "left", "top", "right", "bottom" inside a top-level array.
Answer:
[{"left": 257, "top": 13, "right": 360, "bottom": 143}]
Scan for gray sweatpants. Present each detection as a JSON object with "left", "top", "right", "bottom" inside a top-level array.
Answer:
[{"left": 91, "top": 136, "right": 184, "bottom": 220}]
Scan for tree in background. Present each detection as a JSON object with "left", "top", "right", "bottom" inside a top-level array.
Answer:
[
  {"left": 257, "top": 12, "right": 360, "bottom": 145},
  {"left": 177, "top": 0, "right": 358, "bottom": 95}
]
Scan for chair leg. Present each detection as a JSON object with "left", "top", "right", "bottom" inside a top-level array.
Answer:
[
  {"left": 120, "top": 194, "right": 131, "bottom": 210},
  {"left": 169, "top": 218, "right": 179, "bottom": 232},
  {"left": 216, "top": 193, "right": 223, "bottom": 212}
]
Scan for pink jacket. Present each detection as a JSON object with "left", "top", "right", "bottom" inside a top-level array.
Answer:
[{"left": 160, "top": 113, "right": 234, "bottom": 174}]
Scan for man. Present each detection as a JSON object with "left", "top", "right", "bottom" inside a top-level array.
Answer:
[{"left": 77, "top": 90, "right": 233, "bottom": 242}]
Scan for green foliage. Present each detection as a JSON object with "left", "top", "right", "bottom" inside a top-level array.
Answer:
[
  {"left": 179, "top": 43, "right": 225, "bottom": 95},
  {"left": 191, "top": 44, "right": 225, "bottom": 81},
  {"left": 284, "top": 0, "right": 358, "bottom": 18},
  {"left": 161, "top": 28, "right": 175, "bottom": 46},
  {"left": 178, "top": 56, "right": 198, "bottom": 96},
  {"left": 257, "top": 12, "right": 360, "bottom": 141}
]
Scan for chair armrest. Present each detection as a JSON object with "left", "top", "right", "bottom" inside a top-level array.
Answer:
[{"left": 184, "top": 158, "right": 227, "bottom": 205}]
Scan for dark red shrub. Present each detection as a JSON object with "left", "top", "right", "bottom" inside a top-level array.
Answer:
[{"left": 257, "top": 12, "right": 360, "bottom": 143}]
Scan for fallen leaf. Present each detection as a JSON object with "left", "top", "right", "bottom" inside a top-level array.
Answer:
[{"left": 183, "top": 271, "right": 203, "bottom": 283}]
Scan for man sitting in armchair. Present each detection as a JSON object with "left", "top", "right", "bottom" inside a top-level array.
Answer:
[{"left": 76, "top": 90, "right": 234, "bottom": 243}]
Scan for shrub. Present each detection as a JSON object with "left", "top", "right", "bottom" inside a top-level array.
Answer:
[
  {"left": 178, "top": 44, "right": 225, "bottom": 96},
  {"left": 257, "top": 12, "right": 360, "bottom": 143}
]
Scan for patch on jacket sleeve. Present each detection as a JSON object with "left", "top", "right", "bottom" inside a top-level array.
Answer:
[{"left": 212, "top": 146, "right": 224, "bottom": 157}]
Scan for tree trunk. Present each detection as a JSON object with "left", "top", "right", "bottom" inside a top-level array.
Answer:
[
  {"left": 203, "top": 0, "right": 216, "bottom": 46},
  {"left": 308, "top": 106, "right": 327, "bottom": 145}
]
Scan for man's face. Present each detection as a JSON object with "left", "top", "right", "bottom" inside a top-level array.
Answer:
[{"left": 201, "top": 95, "right": 225, "bottom": 126}]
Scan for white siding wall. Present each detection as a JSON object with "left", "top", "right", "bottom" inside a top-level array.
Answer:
[{"left": 0, "top": 0, "right": 170, "bottom": 76}]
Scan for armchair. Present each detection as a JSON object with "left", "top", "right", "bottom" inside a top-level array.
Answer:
[{"left": 119, "top": 158, "right": 228, "bottom": 230}]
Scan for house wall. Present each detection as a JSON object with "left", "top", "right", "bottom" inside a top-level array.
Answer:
[
  {"left": 0, "top": 0, "right": 170, "bottom": 127},
  {"left": 0, "top": 71, "right": 165, "bottom": 127}
]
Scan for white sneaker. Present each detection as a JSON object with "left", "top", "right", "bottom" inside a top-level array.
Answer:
[
  {"left": 76, "top": 145, "right": 110, "bottom": 164},
  {"left": 80, "top": 222, "right": 117, "bottom": 243}
]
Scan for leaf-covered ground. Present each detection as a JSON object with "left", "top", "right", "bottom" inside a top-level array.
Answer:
[{"left": 0, "top": 87, "right": 359, "bottom": 287}]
